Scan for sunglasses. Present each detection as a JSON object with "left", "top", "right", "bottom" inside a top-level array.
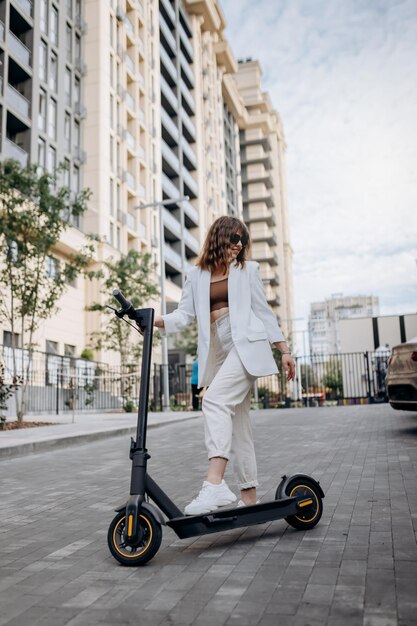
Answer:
[{"left": 230, "top": 233, "right": 249, "bottom": 247}]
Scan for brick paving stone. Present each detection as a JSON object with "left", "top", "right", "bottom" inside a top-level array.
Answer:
[{"left": 1, "top": 404, "right": 417, "bottom": 625}]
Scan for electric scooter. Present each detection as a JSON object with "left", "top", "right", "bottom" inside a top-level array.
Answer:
[{"left": 107, "top": 290, "right": 325, "bottom": 566}]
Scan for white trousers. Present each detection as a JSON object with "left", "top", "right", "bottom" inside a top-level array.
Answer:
[{"left": 202, "top": 313, "right": 258, "bottom": 490}]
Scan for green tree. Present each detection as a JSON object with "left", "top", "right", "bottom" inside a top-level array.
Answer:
[
  {"left": 0, "top": 159, "right": 95, "bottom": 420},
  {"left": 86, "top": 250, "right": 159, "bottom": 407},
  {"left": 322, "top": 359, "right": 343, "bottom": 397}
]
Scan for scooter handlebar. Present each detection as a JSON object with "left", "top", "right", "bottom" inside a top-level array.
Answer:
[{"left": 112, "top": 289, "right": 133, "bottom": 313}]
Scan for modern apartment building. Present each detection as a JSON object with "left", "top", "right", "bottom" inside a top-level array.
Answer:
[
  {"left": 0, "top": 0, "right": 294, "bottom": 368},
  {"left": 309, "top": 294, "right": 380, "bottom": 355},
  {"left": 233, "top": 60, "right": 294, "bottom": 339}
]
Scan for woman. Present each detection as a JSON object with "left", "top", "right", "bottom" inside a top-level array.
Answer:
[{"left": 154, "top": 216, "right": 295, "bottom": 515}]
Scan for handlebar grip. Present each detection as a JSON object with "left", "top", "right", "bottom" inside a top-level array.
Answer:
[{"left": 112, "top": 289, "right": 133, "bottom": 312}]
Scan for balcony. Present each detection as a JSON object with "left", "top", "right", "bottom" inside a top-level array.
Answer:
[
  {"left": 160, "top": 0, "right": 176, "bottom": 27},
  {"left": 250, "top": 223, "right": 277, "bottom": 245},
  {"left": 180, "top": 107, "right": 195, "bottom": 142},
  {"left": 161, "top": 107, "right": 179, "bottom": 144},
  {"left": 126, "top": 170, "right": 136, "bottom": 190},
  {"left": 125, "top": 90, "right": 135, "bottom": 112},
  {"left": 244, "top": 183, "right": 274, "bottom": 208},
  {"left": 162, "top": 206, "right": 181, "bottom": 239},
  {"left": 160, "top": 75, "right": 178, "bottom": 113},
  {"left": 159, "top": 12, "right": 176, "bottom": 55},
  {"left": 161, "top": 172, "right": 179, "bottom": 199},
  {"left": 180, "top": 136, "right": 196, "bottom": 170},
  {"left": 179, "top": 22, "right": 193, "bottom": 62},
  {"left": 160, "top": 45, "right": 177, "bottom": 85},
  {"left": 164, "top": 243, "right": 182, "bottom": 270},
  {"left": 241, "top": 144, "right": 271, "bottom": 168},
  {"left": 125, "top": 53, "right": 135, "bottom": 75},
  {"left": 138, "top": 144, "right": 145, "bottom": 160},
  {"left": 125, "top": 129, "right": 136, "bottom": 152},
  {"left": 179, "top": 50, "right": 194, "bottom": 89},
  {"left": 246, "top": 204, "right": 276, "bottom": 226},
  {"left": 183, "top": 229, "right": 199, "bottom": 255},
  {"left": 182, "top": 167, "right": 197, "bottom": 198},
  {"left": 242, "top": 163, "right": 273, "bottom": 188},
  {"left": 124, "top": 16, "right": 135, "bottom": 37},
  {"left": 241, "top": 128, "right": 271, "bottom": 150},
  {"left": 162, "top": 140, "right": 180, "bottom": 176},
  {"left": 180, "top": 78, "right": 194, "bottom": 115},
  {"left": 12, "top": 0, "right": 33, "bottom": 18},
  {"left": 125, "top": 212, "right": 136, "bottom": 231},
  {"left": 138, "top": 108, "right": 145, "bottom": 125},
  {"left": 8, "top": 31, "right": 32, "bottom": 68},
  {"left": 182, "top": 198, "right": 198, "bottom": 227},
  {"left": 251, "top": 242, "right": 275, "bottom": 264},
  {"left": 4, "top": 137, "right": 28, "bottom": 166},
  {"left": 7, "top": 84, "right": 31, "bottom": 120}
]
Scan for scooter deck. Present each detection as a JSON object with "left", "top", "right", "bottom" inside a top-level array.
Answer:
[{"left": 166, "top": 497, "right": 300, "bottom": 539}]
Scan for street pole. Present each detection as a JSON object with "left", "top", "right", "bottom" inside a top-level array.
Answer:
[{"left": 135, "top": 196, "right": 189, "bottom": 412}]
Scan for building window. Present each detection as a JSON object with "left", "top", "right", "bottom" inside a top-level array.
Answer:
[
  {"left": 48, "top": 99, "right": 57, "bottom": 139},
  {"left": 38, "top": 90, "right": 47, "bottom": 131},
  {"left": 63, "top": 158, "right": 70, "bottom": 187},
  {"left": 40, "top": 0, "right": 48, "bottom": 33},
  {"left": 50, "top": 6, "right": 59, "bottom": 45},
  {"left": 47, "top": 146, "right": 57, "bottom": 173},
  {"left": 66, "top": 24, "right": 72, "bottom": 62},
  {"left": 64, "top": 112, "right": 71, "bottom": 151},
  {"left": 75, "top": 34, "right": 81, "bottom": 63},
  {"left": 46, "top": 339, "right": 59, "bottom": 354},
  {"left": 110, "top": 15, "right": 114, "bottom": 48},
  {"left": 73, "top": 165, "right": 80, "bottom": 192},
  {"left": 75, "top": 0, "right": 81, "bottom": 19},
  {"left": 64, "top": 67, "right": 72, "bottom": 105},
  {"left": 116, "top": 226, "right": 121, "bottom": 250},
  {"left": 109, "top": 222, "right": 114, "bottom": 246},
  {"left": 64, "top": 343, "right": 76, "bottom": 356},
  {"left": 74, "top": 76, "right": 80, "bottom": 106},
  {"left": 50, "top": 52, "right": 58, "bottom": 92},
  {"left": 110, "top": 134, "right": 114, "bottom": 171},
  {"left": 67, "top": 0, "right": 73, "bottom": 16},
  {"left": 38, "top": 138, "right": 46, "bottom": 170},
  {"left": 39, "top": 40, "right": 47, "bottom": 82},
  {"left": 46, "top": 256, "right": 59, "bottom": 280},
  {"left": 109, "top": 178, "right": 114, "bottom": 216},
  {"left": 73, "top": 119, "right": 80, "bottom": 149},
  {"left": 3, "top": 331, "right": 20, "bottom": 349},
  {"left": 110, "top": 93, "right": 114, "bottom": 128}
]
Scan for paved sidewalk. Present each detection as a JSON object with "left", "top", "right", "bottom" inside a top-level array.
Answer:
[
  {"left": 1, "top": 404, "right": 417, "bottom": 625},
  {"left": 0, "top": 410, "right": 202, "bottom": 459}
]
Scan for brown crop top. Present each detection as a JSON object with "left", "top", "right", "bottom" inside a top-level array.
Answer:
[{"left": 210, "top": 277, "right": 229, "bottom": 312}]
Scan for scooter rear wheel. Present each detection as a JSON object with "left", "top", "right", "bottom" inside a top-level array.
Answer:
[
  {"left": 108, "top": 510, "right": 162, "bottom": 566},
  {"left": 281, "top": 478, "right": 323, "bottom": 530}
]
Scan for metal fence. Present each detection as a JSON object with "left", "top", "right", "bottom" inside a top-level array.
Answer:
[
  {"left": 2, "top": 346, "right": 391, "bottom": 416},
  {"left": 153, "top": 349, "right": 391, "bottom": 410}
]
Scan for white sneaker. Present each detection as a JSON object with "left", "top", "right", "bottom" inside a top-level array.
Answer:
[
  {"left": 184, "top": 480, "right": 237, "bottom": 515},
  {"left": 237, "top": 499, "right": 260, "bottom": 507}
]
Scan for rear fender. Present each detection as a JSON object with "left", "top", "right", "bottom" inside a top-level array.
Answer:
[{"left": 276, "top": 474, "right": 325, "bottom": 500}]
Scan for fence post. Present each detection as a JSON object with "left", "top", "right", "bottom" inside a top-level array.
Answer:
[{"left": 364, "top": 351, "right": 373, "bottom": 403}]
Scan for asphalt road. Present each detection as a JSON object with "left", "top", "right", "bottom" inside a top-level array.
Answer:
[{"left": 1, "top": 404, "right": 417, "bottom": 626}]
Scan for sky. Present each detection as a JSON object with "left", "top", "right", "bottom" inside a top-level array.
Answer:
[{"left": 221, "top": 0, "right": 417, "bottom": 334}]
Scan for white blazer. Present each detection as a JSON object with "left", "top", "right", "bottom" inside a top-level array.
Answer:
[{"left": 160, "top": 260, "right": 285, "bottom": 387}]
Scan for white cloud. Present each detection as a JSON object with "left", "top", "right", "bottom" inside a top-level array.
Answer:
[{"left": 221, "top": 0, "right": 417, "bottom": 323}]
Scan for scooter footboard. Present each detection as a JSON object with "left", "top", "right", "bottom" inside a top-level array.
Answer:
[{"left": 166, "top": 498, "right": 299, "bottom": 539}]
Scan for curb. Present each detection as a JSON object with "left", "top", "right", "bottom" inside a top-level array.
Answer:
[{"left": 0, "top": 414, "right": 201, "bottom": 460}]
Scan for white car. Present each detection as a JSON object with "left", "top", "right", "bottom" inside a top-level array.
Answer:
[{"left": 385, "top": 337, "right": 417, "bottom": 411}]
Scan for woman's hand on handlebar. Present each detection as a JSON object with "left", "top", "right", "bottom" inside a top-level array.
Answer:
[{"left": 154, "top": 316, "right": 165, "bottom": 329}]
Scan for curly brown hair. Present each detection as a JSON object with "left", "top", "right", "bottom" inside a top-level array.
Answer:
[{"left": 196, "top": 216, "right": 250, "bottom": 274}]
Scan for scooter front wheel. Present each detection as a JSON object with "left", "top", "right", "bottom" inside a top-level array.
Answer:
[
  {"left": 108, "top": 510, "right": 162, "bottom": 566},
  {"left": 280, "top": 477, "right": 323, "bottom": 530}
]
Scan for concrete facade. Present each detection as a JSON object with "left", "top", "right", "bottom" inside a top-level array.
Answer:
[
  {"left": 309, "top": 294, "right": 380, "bottom": 355},
  {"left": 0, "top": 0, "right": 294, "bottom": 367}
]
